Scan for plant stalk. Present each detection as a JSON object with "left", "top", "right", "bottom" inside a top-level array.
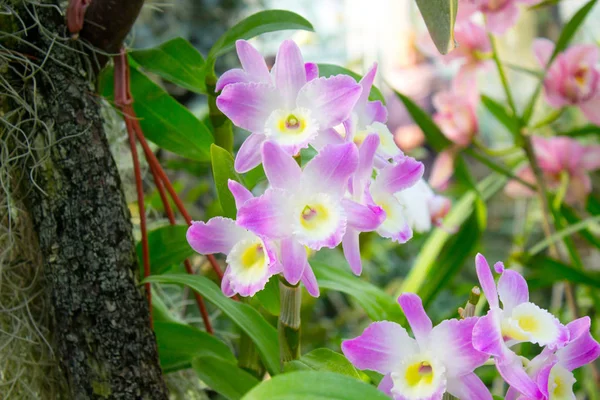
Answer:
[
  {"left": 278, "top": 277, "right": 302, "bottom": 368},
  {"left": 206, "top": 73, "right": 234, "bottom": 153}
]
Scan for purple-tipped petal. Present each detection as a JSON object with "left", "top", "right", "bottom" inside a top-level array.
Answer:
[
  {"left": 363, "top": 101, "right": 388, "bottom": 124},
  {"left": 353, "top": 134, "right": 380, "bottom": 193},
  {"left": 237, "top": 188, "right": 292, "bottom": 238},
  {"left": 297, "top": 75, "right": 363, "bottom": 128},
  {"left": 429, "top": 317, "right": 489, "bottom": 376},
  {"left": 216, "top": 69, "right": 250, "bottom": 92},
  {"left": 311, "top": 127, "right": 344, "bottom": 151},
  {"left": 342, "top": 321, "right": 417, "bottom": 374},
  {"left": 472, "top": 309, "right": 505, "bottom": 357},
  {"left": 236, "top": 40, "right": 271, "bottom": 83},
  {"left": 235, "top": 133, "right": 266, "bottom": 173},
  {"left": 262, "top": 141, "right": 302, "bottom": 190},
  {"left": 187, "top": 217, "right": 248, "bottom": 255},
  {"left": 273, "top": 40, "right": 306, "bottom": 107},
  {"left": 377, "top": 374, "right": 394, "bottom": 397},
  {"left": 494, "top": 261, "right": 505, "bottom": 274},
  {"left": 217, "top": 82, "right": 279, "bottom": 132},
  {"left": 302, "top": 142, "right": 359, "bottom": 197},
  {"left": 280, "top": 237, "right": 307, "bottom": 285},
  {"left": 496, "top": 354, "right": 542, "bottom": 399},
  {"left": 228, "top": 180, "right": 253, "bottom": 209},
  {"left": 497, "top": 270, "right": 529, "bottom": 314},
  {"left": 221, "top": 269, "right": 236, "bottom": 297},
  {"left": 342, "top": 198, "right": 385, "bottom": 232},
  {"left": 357, "top": 64, "right": 378, "bottom": 108},
  {"left": 557, "top": 317, "right": 600, "bottom": 371},
  {"left": 305, "top": 62, "right": 319, "bottom": 81},
  {"left": 397, "top": 293, "right": 433, "bottom": 347},
  {"left": 375, "top": 156, "right": 424, "bottom": 194},
  {"left": 475, "top": 253, "right": 499, "bottom": 309},
  {"left": 446, "top": 372, "right": 493, "bottom": 400},
  {"left": 342, "top": 229, "right": 362, "bottom": 275},
  {"left": 301, "top": 263, "right": 320, "bottom": 297}
]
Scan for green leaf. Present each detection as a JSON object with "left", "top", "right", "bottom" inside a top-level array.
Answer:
[
  {"left": 317, "top": 64, "right": 385, "bottom": 104},
  {"left": 207, "top": 10, "right": 314, "bottom": 63},
  {"left": 254, "top": 277, "right": 280, "bottom": 316},
  {"left": 524, "top": 255, "right": 600, "bottom": 289},
  {"left": 152, "top": 294, "right": 182, "bottom": 324},
  {"left": 551, "top": 0, "right": 597, "bottom": 63},
  {"left": 242, "top": 371, "right": 389, "bottom": 400},
  {"left": 284, "top": 349, "right": 361, "bottom": 379},
  {"left": 145, "top": 274, "right": 280, "bottom": 375},
  {"left": 99, "top": 65, "right": 214, "bottom": 161},
  {"left": 137, "top": 225, "right": 192, "bottom": 276},
  {"left": 394, "top": 91, "right": 451, "bottom": 152},
  {"left": 193, "top": 356, "right": 260, "bottom": 400},
  {"left": 154, "top": 321, "right": 236, "bottom": 373},
  {"left": 528, "top": 214, "right": 600, "bottom": 256},
  {"left": 211, "top": 144, "right": 243, "bottom": 219},
  {"left": 129, "top": 37, "right": 207, "bottom": 94},
  {"left": 312, "top": 262, "right": 404, "bottom": 323},
  {"left": 415, "top": 0, "right": 458, "bottom": 55},
  {"left": 481, "top": 95, "right": 520, "bottom": 138},
  {"left": 561, "top": 124, "right": 600, "bottom": 138},
  {"left": 454, "top": 156, "right": 487, "bottom": 230},
  {"left": 561, "top": 205, "right": 600, "bottom": 250}
]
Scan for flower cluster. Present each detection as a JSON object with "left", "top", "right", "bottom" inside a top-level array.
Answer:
[
  {"left": 187, "top": 40, "right": 450, "bottom": 297},
  {"left": 342, "top": 254, "right": 600, "bottom": 400}
]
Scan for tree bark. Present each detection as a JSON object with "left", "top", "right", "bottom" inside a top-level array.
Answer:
[{"left": 3, "top": 1, "right": 168, "bottom": 398}]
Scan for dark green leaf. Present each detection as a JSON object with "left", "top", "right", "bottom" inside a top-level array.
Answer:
[
  {"left": 562, "top": 124, "right": 600, "bottom": 138},
  {"left": 137, "top": 225, "right": 192, "bottom": 276},
  {"left": 284, "top": 348, "right": 361, "bottom": 379},
  {"left": 551, "top": 0, "right": 597, "bottom": 63},
  {"left": 415, "top": 0, "right": 458, "bottom": 54},
  {"left": 129, "top": 37, "right": 207, "bottom": 94},
  {"left": 152, "top": 294, "right": 181, "bottom": 324},
  {"left": 481, "top": 95, "right": 520, "bottom": 138},
  {"left": 193, "top": 356, "right": 259, "bottom": 400},
  {"left": 99, "top": 66, "right": 214, "bottom": 161},
  {"left": 242, "top": 371, "right": 389, "bottom": 400},
  {"left": 394, "top": 91, "right": 451, "bottom": 152},
  {"left": 154, "top": 321, "right": 236, "bottom": 373},
  {"left": 524, "top": 255, "right": 600, "bottom": 289},
  {"left": 145, "top": 274, "right": 280, "bottom": 375},
  {"left": 207, "top": 10, "right": 314, "bottom": 63},
  {"left": 254, "top": 277, "right": 280, "bottom": 316},
  {"left": 317, "top": 64, "right": 385, "bottom": 104},
  {"left": 211, "top": 144, "right": 243, "bottom": 219},
  {"left": 312, "top": 262, "right": 404, "bottom": 323}
]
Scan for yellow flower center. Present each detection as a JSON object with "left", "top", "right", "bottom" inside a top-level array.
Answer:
[
  {"left": 300, "top": 204, "right": 329, "bottom": 230},
  {"left": 240, "top": 243, "right": 266, "bottom": 270},
  {"left": 553, "top": 375, "right": 567, "bottom": 398},
  {"left": 517, "top": 315, "right": 539, "bottom": 333},
  {"left": 278, "top": 114, "right": 306, "bottom": 134},
  {"left": 574, "top": 65, "right": 589, "bottom": 87},
  {"left": 405, "top": 361, "right": 434, "bottom": 387}
]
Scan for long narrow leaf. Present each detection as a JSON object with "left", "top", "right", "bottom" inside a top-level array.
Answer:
[{"left": 193, "top": 356, "right": 260, "bottom": 400}]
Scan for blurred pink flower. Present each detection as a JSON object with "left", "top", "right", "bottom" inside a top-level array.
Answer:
[
  {"left": 458, "top": 0, "right": 541, "bottom": 35},
  {"left": 429, "top": 83, "right": 479, "bottom": 190},
  {"left": 533, "top": 39, "right": 600, "bottom": 125},
  {"left": 505, "top": 136, "right": 600, "bottom": 204},
  {"left": 443, "top": 22, "right": 492, "bottom": 87}
]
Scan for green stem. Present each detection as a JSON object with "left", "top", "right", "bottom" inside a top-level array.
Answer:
[
  {"left": 472, "top": 139, "right": 521, "bottom": 157},
  {"left": 206, "top": 72, "right": 234, "bottom": 152},
  {"left": 531, "top": 108, "right": 565, "bottom": 130},
  {"left": 278, "top": 277, "right": 301, "bottom": 368},
  {"left": 459, "top": 286, "right": 481, "bottom": 319},
  {"left": 464, "top": 148, "right": 534, "bottom": 190},
  {"left": 489, "top": 33, "right": 518, "bottom": 117}
]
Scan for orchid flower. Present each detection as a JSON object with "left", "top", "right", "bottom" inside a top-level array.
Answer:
[
  {"left": 186, "top": 185, "right": 280, "bottom": 297},
  {"left": 395, "top": 179, "right": 452, "bottom": 233},
  {"left": 472, "top": 254, "right": 569, "bottom": 398},
  {"left": 533, "top": 39, "right": 600, "bottom": 125},
  {"left": 342, "top": 293, "right": 491, "bottom": 400},
  {"left": 505, "top": 136, "right": 600, "bottom": 205},
  {"left": 505, "top": 316, "right": 600, "bottom": 400},
  {"left": 429, "top": 81, "right": 479, "bottom": 190},
  {"left": 217, "top": 40, "right": 362, "bottom": 173},
  {"left": 236, "top": 141, "right": 371, "bottom": 295},
  {"left": 458, "top": 0, "right": 542, "bottom": 35},
  {"left": 215, "top": 40, "right": 319, "bottom": 92}
]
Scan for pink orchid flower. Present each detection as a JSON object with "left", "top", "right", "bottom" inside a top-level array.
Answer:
[
  {"left": 396, "top": 180, "right": 452, "bottom": 233},
  {"left": 443, "top": 21, "right": 492, "bottom": 88},
  {"left": 533, "top": 38, "right": 600, "bottom": 125},
  {"left": 505, "top": 136, "right": 600, "bottom": 205},
  {"left": 429, "top": 83, "right": 479, "bottom": 190},
  {"left": 472, "top": 254, "right": 569, "bottom": 399},
  {"left": 459, "top": 0, "right": 542, "bottom": 35},
  {"left": 216, "top": 40, "right": 362, "bottom": 173},
  {"left": 505, "top": 316, "right": 600, "bottom": 400},
  {"left": 342, "top": 293, "right": 491, "bottom": 400}
]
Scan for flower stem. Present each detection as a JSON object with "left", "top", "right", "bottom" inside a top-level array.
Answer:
[
  {"left": 489, "top": 33, "right": 518, "bottom": 117},
  {"left": 278, "top": 277, "right": 302, "bottom": 368}
]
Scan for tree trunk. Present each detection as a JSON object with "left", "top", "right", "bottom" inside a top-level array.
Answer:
[{"left": 2, "top": 1, "right": 168, "bottom": 398}]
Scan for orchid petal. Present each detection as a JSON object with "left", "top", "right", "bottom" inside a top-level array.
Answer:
[
  {"left": 498, "top": 270, "right": 529, "bottom": 314},
  {"left": 342, "top": 321, "right": 417, "bottom": 374},
  {"left": 342, "top": 198, "right": 385, "bottom": 232},
  {"left": 363, "top": 101, "right": 388, "bottom": 124},
  {"left": 429, "top": 150, "right": 455, "bottom": 191},
  {"left": 375, "top": 156, "right": 424, "bottom": 194},
  {"left": 342, "top": 228, "right": 362, "bottom": 275},
  {"left": 226, "top": 235, "right": 274, "bottom": 297},
  {"left": 187, "top": 217, "right": 249, "bottom": 255},
  {"left": 496, "top": 354, "right": 542, "bottom": 399},
  {"left": 557, "top": 317, "right": 600, "bottom": 371},
  {"left": 472, "top": 309, "right": 506, "bottom": 357},
  {"left": 236, "top": 40, "right": 271, "bottom": 83},
  {"left": 504, "top": 165, "right": 537, "bottom": 198},
  {"left": 302, "top": 142, "right": 359, "bottom": 197},
  {"left": 228, "top": 180, "right": 253, "bottom": 209},
  {"left": 311, "top": 127, "right": 345, "bottom": 151},
  {"left": 485, "top": 2, "right": 519, "bottom": 35},
  {"left": 398, "top": 293, "right": 432, "bottom": 347},
  {"left": 262, "top": 141, "right": 302, "bottom": 190},
  {"left": 234, "top": 133, "right": 266, "bottom": 173},
  {"left": 580, "top": 96, "right": 600, "bottom": 125},
  {"left": 475, "top": 253, "right": 499, "bottom": 309},
  {"left": 297, "top": 75, "right": 362, "bottom": 128},
  {"left": 217, "top": 82, "right": 279, "bottom": 132},
  {"left": 533, "top": 38, "right": 555, "bottom": 67},
  {"left": 446, "top": 372, "right": 493, "bottom": 400},
  {"left": 581, "top": 144, "right": 600, "bottom": 171},
  {"left": 273, "top": 40, "right": 306, "bottom": 107},
  {"left": 377, "top": 374, "right": 394, "bottom": 397},
  {"left": 301, "top": 263, "right": 320, "bottom": 297},
  {"left": 221, "top": 269, "right": 236, "bottom": 297},
  {"left": 429, "top": 317, "right": 489, "bottom": 376},
  {"left": 216, "top": 69, "right": 250, "bottom": 92},
  {"left": 305, "top": 62, "right": 319, "bottom": 81},
  {"left": 237, "top": 188, "right": 292, "bottom": 238},
  {"left": 506, "top": 302, "right": 569, "bottom": 349},
  {"left": 353, "top": 134, "right": 380, "bottom": 194},
  {"left": 280, "top": 237, "right": 307, "bottom": 285}
]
